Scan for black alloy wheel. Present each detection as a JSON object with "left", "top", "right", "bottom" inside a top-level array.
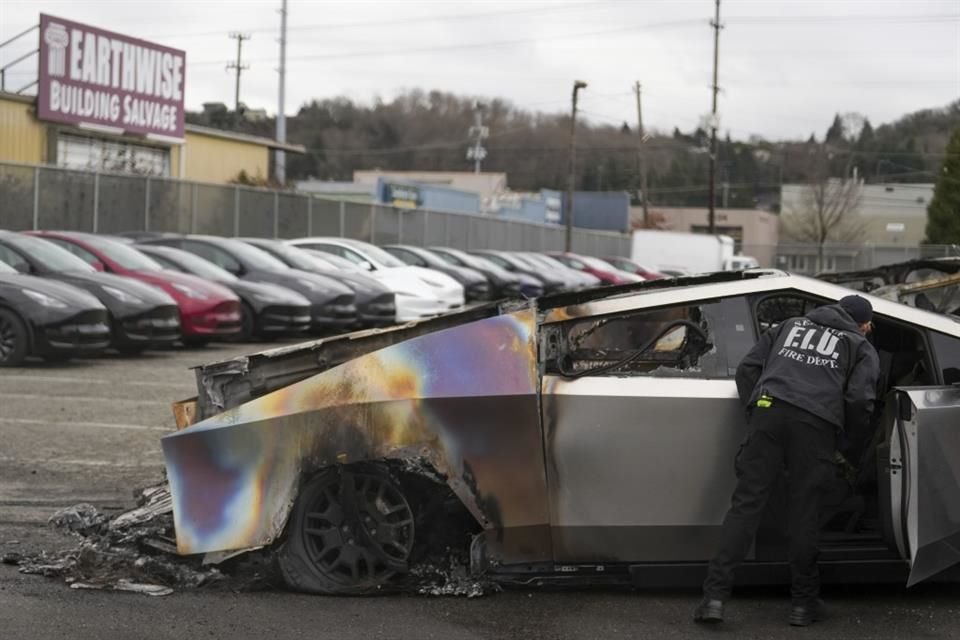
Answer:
[
  {"left": 277, "top": 466, "right": 415, "bottom": 594},
  {"left": 0, "top": 308, "right": 29, "bottom": 367}
]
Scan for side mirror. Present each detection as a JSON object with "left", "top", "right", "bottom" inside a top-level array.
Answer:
[
  {"left": 12, "top": 262, "right": 30, "bottom": 274},
  {"left": 91, "top": 260, "right": 106, "bottom": 272},
  {"left": 359, "top": 260, "right": 374, "bottom": 271}
]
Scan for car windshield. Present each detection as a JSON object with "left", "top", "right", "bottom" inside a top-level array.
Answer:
[
  {"left": 580, "top": 256, "right": 618, "bottom": 271},
  {"left": 217, "top": 240, "right": 289, "bottom": 271},
  {"left": 530, "top": 253, "right": 568, "bottom": 270},
  {"left": 0, "top": 261, "right": 15, "bottom": 274},
  {"left": 82, "top": 235, "right": 163, "bottom": 271},
  {"left": 146, "top": 247, "right": 237, "bottom": 282},
  {"left": 6, "top": 234, "right": 94, "bottom": 272},
  {"left": 341, "top": 240, "right": 406, "bottom": 268},
  {"left": 256, "top": 242, "right": 320, "bottom": 271}
]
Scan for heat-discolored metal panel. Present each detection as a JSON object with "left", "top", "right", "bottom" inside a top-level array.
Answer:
[{"left": 162, "top": 308, "right": 550, "bottom": 561}]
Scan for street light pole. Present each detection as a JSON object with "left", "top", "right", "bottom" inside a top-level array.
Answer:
[{"left": 565, "top": 80, "right": 587, "bottom": 252}]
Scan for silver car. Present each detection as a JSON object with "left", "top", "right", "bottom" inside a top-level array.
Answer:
[{"left": 161, "top": 270, "right": 960, "bottom": 593}]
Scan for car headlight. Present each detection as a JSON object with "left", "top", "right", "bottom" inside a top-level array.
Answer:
[
  {"left": 171, "top": 283, "right": 209, "bottom": 300},
  {"left": 23, "top": 289, "right": 69, "bottom": 309},
  {"left": 102, "top": 285, "right": 144, "bottom": 305}
]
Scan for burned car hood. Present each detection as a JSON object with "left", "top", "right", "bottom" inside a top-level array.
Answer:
[{"left": 162, "top": 302, "right": 547, "bottom": 557}]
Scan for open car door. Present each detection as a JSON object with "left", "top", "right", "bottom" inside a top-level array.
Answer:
[{"left": 887, "top": 387, "right": 960, "bottom": 586}]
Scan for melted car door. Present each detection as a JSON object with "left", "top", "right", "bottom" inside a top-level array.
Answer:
[
  {"left": 887, "top": 386, "right": 960, "bottom": 586},
  {"left": 540, "top": 296, "right": 755, "bottom": 563}
]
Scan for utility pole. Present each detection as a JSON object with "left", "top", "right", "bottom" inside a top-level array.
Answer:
[
  {"left": 466, "top": 102, "right": 488, "bottom": 174},
  {"left": 707, "top": 0, "right": 722, "bottom": 234},
  {"left": 634, "top": 81, "right": 650, "bottom": 226},
  {"left": 226, "top": 33, "right": 251, "bottom": 114},
  {"left": 275, "top": 0, "right": 288, "bottom": 185},
  {"left": 564, "top": 80, "right": 587, "bottom": 252}
]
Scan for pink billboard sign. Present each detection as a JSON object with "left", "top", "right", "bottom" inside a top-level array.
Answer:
[{"left": 37, "top": 14, "right": 186, "bottom": 140}]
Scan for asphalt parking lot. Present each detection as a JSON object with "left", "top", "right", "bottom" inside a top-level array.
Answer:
[{"left": 1, "top": 342, "right": 959, "bottom": 639}]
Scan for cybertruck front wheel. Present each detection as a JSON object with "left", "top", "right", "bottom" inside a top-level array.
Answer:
[{"left": 277, "top": 465, "right": 416, "bottom": 595}]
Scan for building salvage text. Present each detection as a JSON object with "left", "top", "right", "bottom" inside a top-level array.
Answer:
[{"left": 39, "top": 14, "right": 186, "bottom": 136}]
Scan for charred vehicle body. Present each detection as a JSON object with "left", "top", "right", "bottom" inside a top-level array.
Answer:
[
  {"left": 163, "top": 271, "right": 960, "bottom": 593},
  {"left": 819, "top": 258, "right": 960, "bottom": 317}
]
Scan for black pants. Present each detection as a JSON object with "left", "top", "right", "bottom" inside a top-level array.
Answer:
[{"left": 703, "top": 403, "right": 836, "bottom": 604}]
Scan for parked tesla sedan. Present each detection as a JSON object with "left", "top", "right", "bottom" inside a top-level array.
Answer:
[
  {"left": 428, "top": 246, "right": 543, "bottom": 299},
  {"left": 547, "top": 251, "right": 644, "bottom": 285},
  {"left": 603, "top": 255, "right": 667, "bottom": 280},
  {"left": 30, "top": 231, "right": 241, "bottom": 345},
  {"left": 137, "top": 235, "right": 358, "bottom": 333},
  {"left": 469, "top": 249, "right": 569, "bottom": 295},
  {"left": 165, "top": 270, "right": 960, "bottom": 594},
  {"left": 135, "top": 244, "right": 311, "bottom": 340},
  {"left": 237, "top": 238, "right": 396, "bottom": 328},
  {"left": 0, "top": 260, "right": 110, "bottom": 366},
  {"left": 382, "top": 244, "right": 491, "bottom": 302},
  {"left": 287, "top": 237, "right": 464, "bottom": 321},
  {"left": 0, "top": 232, "right": 179, "bottom": 353},
  {"left": 518, "top": 251, "right": 602, "bottom": 289}
]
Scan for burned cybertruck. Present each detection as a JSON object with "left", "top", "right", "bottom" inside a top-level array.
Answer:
[{"left": 163, "top": 270, "right": 960, "bottom": 594}]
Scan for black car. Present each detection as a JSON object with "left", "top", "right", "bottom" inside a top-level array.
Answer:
[
  {"left": 237, "top": 238, "right": 396, "bottom": 328},
  {"left": 0, "top": 261, "right": 111, "bottom": 366},
  {"left": 137, "top": 235, "right": 358, "bottom": 332},
  {"left": 470, "top": 249, "right": 568, "bottom": 295},
  {"left": 382, "top": 244, "right": 491, "bottom": 302},
  {"left": 135, "top": 244, "right": 312, "bottom": 340},
  {"left": 427, "top": 247, "right": 543, "bottom": 299},
  {"left": 0, "top": 232, "right": 180, "bottom": 353}
]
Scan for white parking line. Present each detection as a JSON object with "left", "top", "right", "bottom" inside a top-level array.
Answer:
[
  {"left": 0, "top": 392, "right": 170, "bottom": 406},
  {"left": 0, "top": 417, "right": 170, "bottom": 432},
  {"left": 0, "top": 375, "right": 189, "bottom": 389}
]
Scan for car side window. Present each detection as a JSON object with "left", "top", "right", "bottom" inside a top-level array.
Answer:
[
  {"left": 45, "top": 238, "right": 99, "bottom": 266},
  {"left": 930, "top": 331, "right": 960, "bottom": 384},
  {"left": 548, "top": 301, "right": 727, "bottom": 378},
  {"left": 182, "top": 241, "right": 241, "bottom": 274},
  {"left": 389, "top": 248, "right": 425, "bottom": 267}
]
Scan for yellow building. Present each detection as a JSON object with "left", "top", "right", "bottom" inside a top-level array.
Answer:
[{"left": 0, "top": 91, "right": 303, "bottom": 184}]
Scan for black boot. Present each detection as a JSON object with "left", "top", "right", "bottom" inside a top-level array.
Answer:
[
  {"left": 693, "top": 599, "right": 725, "bottom": 624},
  {"left": 789, "top": 598, "right": 826, "bottom": 626}
]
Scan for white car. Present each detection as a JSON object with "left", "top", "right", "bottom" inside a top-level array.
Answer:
[{"left": 287, "top": 238, "right": 465, "bottom": 322}]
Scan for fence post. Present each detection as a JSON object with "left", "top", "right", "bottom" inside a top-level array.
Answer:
[
  {"left": 144, "top": 176, "right": 151, "bottom": 231},
  {"left": 465, "top": 216, "right": 471, "bottom": 250},
  {"left": 233, "top": 186, "right": 240, "bottom": 236},
  {"left": 397, "top": 209, "right": 404, "bottom": 244},
  {"left": 92, "top": 172, "right": 100, "bottom": 232},
  {"left": 307, "top": 196, "right": 313, "bottom": 236},
  {"left": 32, "top": 166, "right": 39, "bottom": 230},
  {"left": 273, "top": 191, "right": 279, "bottom": 239},
  {"left": 370, "top": 205, "right": 376, "bottom": 243},
  {"left": 339, "top": 200, "right": 345, "bottom": 237},
  {"left": 190, "top": 182, "right": 197, "bottom": 233},
  {"left": 423, "top": 210, "right": 429, "bottom": 245},
  {"left": 444, "top": 213, "right": 450, "bottom": 246}
]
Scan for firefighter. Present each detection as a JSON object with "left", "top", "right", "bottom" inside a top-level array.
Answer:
[{"left": 694, "top": 295, "right": 879, "bottom": 627}]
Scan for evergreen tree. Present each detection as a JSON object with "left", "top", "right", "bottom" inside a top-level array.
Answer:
[
  {"left": 925, "top": 128, "right": 960, "bottom": 243},
  {"left": 856, "top": 119, "right": 875, "bottom": 149},
  {"left": 825, "top": 114, "right": 845, "bottom": 143}
]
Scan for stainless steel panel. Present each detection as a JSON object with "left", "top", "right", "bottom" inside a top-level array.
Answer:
[{"left": 542, "top": 375, "right": 744, "bottom": 562}]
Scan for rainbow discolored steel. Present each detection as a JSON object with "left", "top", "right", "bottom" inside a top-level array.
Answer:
[{"left": 161, "top": 308, "right": 549, "bottom": 558}]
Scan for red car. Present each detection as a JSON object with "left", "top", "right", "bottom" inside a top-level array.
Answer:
[
  {"left": 29, "top": 232, "right": 241, "bottom": 344},
  {"left": 603, "top": 256, "right": 667, "bottom": 280},
  {"left": 546, "top": 251, "right": 644, "bottom": 285}
]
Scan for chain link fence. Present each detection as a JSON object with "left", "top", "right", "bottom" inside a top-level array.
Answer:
[
  {"left": 0, "top": 161, "right": 630, "bottom": 257},
  {"left": 743, "top": 243, "right": 960, "bottom": 275}
]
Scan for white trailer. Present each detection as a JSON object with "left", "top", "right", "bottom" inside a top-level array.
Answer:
[{"left": 631, "top": 230, "right": 758, "bottom": 274}]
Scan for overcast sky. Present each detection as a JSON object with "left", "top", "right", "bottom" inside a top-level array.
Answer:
[{"left": 2, "top": 0, "right": 958, "bottom": 140}]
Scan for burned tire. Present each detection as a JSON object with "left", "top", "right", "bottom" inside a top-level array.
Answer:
[
  {"left": 277, "top": 465, "right": 415, "bottom": 595},
  {"left": 0, "top": 308, "right": 29, "bottom": 367}
]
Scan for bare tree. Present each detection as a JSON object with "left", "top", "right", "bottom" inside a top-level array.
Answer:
[{"left": 782, "top": 146, "right": 864, "bottom": 272}]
